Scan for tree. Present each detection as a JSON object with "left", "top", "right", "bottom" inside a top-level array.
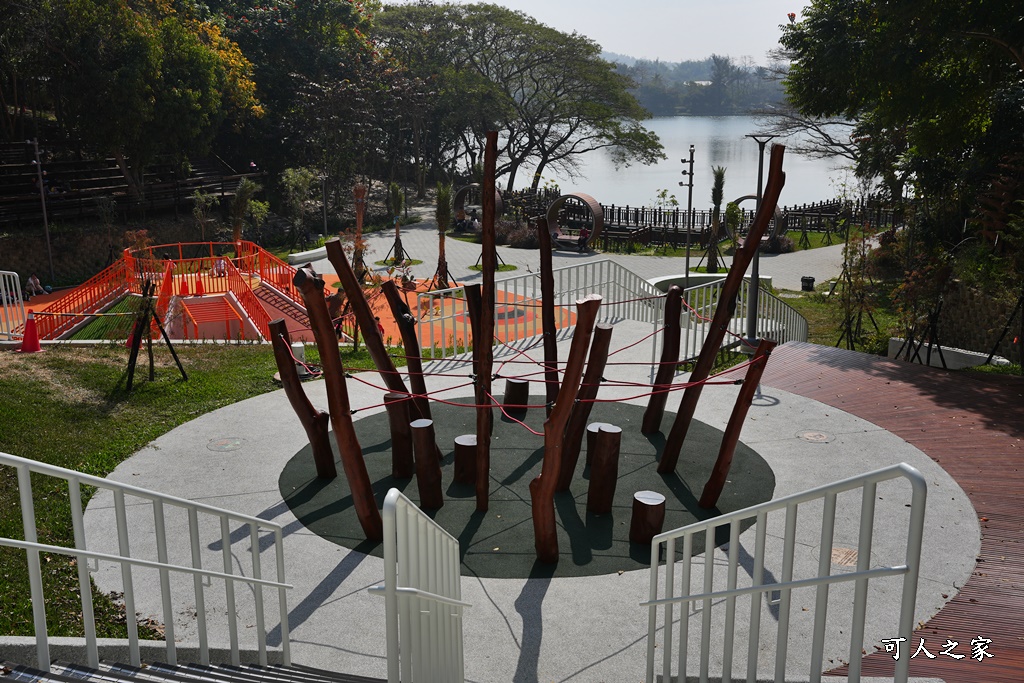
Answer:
[
  {"left": 434, "top": 182, "right": 453, "bottom": 287},
  {"left": 229, "top": 178, "right": 262, "bottom": 242},
  {"left": 781, "top": 1, "right": 1024, "bottom": 239},
  {"left": 30, "top": 0, "right": 259, "bottom": 197},
  {"left": 374, "top": 3, "right": 665, "bottom": 191},
  {"left": 281, "top": 167, "right": 317, "bottom": 246},
  {"left": 707, "top": 166, "right": 726, "bottom": 273}
]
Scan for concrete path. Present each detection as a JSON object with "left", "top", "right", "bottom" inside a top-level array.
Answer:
[
  {"left": 300, "top": 205, "right": 846, "bottom": 293},
  {"left": 81, "top": 321, "right": 971, "bottom": 683}
]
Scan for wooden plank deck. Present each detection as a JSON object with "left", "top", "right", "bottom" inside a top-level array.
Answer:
[{"left": 760, "top": 342, "right": 1024, "bottom": 683}]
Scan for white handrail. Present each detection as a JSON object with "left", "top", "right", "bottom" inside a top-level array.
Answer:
[
  {"left": 644, "top": 462, "right": 926, "bottom": 683},
  {"left": 1, "top": 270, "right": 27, "bottom": 340},
  {"left": 369, "top": 488, "right": 469, "bottom": 683},
  {"left": 1, "top": 450, "right": 291, "bottom": 671}
]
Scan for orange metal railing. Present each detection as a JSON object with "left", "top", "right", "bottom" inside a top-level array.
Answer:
[
  {"left": 223, "top": 259, "right": 271, "bottom": 340},
  {"left": 36, "top": 258, "right": 134, "bottom": 339}
]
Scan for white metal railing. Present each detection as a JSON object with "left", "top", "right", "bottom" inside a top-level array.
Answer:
[
  {"left": 369, "top": 488, "right": 470, "bottom": 683},
  {"left": 1, "top": 270, "right": 27, "bottom": 340},
  {"left": 416, "top": 259, "right": 663, "bottom": 360},
  {"left": 643, "top": 463, "right": 926, "bottom": 683},
  {"left": 0, "top": 451, "right": 291, "bottom": 671},
  {"left": 673, "top": 278, "right": 809, "bottom": 362}
]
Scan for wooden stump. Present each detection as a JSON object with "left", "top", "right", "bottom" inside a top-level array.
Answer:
[
  {"left": 629, "top": 490, "right": 667, "bottom": 545},
  {"left": 503, "top": 377, "right": 529, "bottom": 412},
  {"left": 586, "top": 422, "right": 611, "bottom": 467},
  {"left": 454, "top": 434, "right": 477, "bottom": 484},
  {"left": 586, "top": 424, "right": 622, "bottom": 514},
  {"left": 411, "top": 419, "right": 444, "bottom": 509},
  {"left": 384, "top": 392, "right": 414, "bottom": 479}
]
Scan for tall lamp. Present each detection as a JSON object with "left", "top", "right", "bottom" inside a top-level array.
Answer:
[
  {"left": 744, "top": 134, "right": 776, "bottom": 349},
  {"left": 678, "top": 145, "right": 695, "bottom": 290}
]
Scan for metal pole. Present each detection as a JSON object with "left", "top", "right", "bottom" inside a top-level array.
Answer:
[
  {"left": 679, "top": 145, "right": 695, "bottom": 290},
  {"left": 744, "top": 134, "right": 776, "bottom": 347},
  {"left": 32, "top": 139, "right": 55, "bottom": 282},
  {"left": 320, "top": 175, "right": 328, "bottom": 237}
]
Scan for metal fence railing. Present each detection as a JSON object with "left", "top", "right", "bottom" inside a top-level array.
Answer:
[
  {"left": 416, "top": 259, "right": 664, "bottom": 360},
  {"left": 1, "top": 270, "right": 26, "bottom": 339},
  {"left": 0, "top": 450, "right": 291, "bottom": 671},
  {"left": 369, "top": 488, "right": 470, "bottom": 683},
  {"left": 643, "top": 463, "right": 927, "bottom": 683}
]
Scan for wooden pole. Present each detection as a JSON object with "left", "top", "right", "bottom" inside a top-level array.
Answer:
[
  {"left": 411, "top": 418, "right": 444, "bottom": 510},
  {"left": 658, "top": 145, "right": 786, "bottom": 474},
  {"left": 294, "top": 265, "right": 382, "bottom": 541},
  {"left": 325, "top": 239, "right": 424, "bottom": 419},
  {"left": 698, "top": 339, "right": 776, "bottom": 509},
  {"left": 536, "top": 217, "right": 559, "bottom": 415},
  {"left": 475, "top": 131, "right": 498, "bottom": 512},
  {"left": 586, "top": 424, "right": 622, "bottom": 514},
  {"left": 381, "top": 280, "right": 432, "bottom": 422},
  {"left": 383, "top": 392, "right": 414, "bottom": 479},
  {"left": 270, "top": 319, "right": 336, "bottom": 479},
  {"left": 530, "top": 295, "right": 602, "bottom": 563},
  {"left": 556, "top": 324, "right": 613, "bottom": 492},
  {"left": 642, "top": 285, "right": 682, "bottom": 433}
]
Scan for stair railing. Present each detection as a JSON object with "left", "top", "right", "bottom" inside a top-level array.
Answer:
[
  {"left": 642, "top": 463, "right": 926, "bottom": 683},
  {"left": 369, "top": 488, "right": 471, "bottom": 683},
  {"left": 1, "top": 270, "right": 26, "bottom": 340},
  {"left": 0, "top": 451, "right": 292, "bottom": 671}
]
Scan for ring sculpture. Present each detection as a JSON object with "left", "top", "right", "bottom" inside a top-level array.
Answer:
[
  {"left": 732, "top": 194, "right": 786, "bottom": 241},
  {"left": 545, "top": 193, "right": 605, "bottom": 248},
  {"left": 454, "top": 183, "right": 504, "bottom": 219}
]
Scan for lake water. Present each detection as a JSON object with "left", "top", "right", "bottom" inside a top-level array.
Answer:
[{"left": 522, "top": 115, "right": 854, "bottom": 210}]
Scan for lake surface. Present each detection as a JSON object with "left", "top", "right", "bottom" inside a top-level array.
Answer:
[{"left": 520, "top": 115, "right": 854, "bottom": 210}]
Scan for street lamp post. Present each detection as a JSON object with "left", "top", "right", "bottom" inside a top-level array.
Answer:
[
  {"left": 31, "top": 139, "right": 55, "bottom": 282},
  {"left": 744, "top": 134, "right": 776, "bottom": 348},
  {"left": 678, "top": 145, "right": 695, "bottom": 290}
]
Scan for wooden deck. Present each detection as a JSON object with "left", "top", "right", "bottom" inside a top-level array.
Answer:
[{"left": 761, "top": 342, "right": 1024, "bottom": 683}]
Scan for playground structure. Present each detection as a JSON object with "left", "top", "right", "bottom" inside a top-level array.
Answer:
[{"left": 272, "top": 136, "right": 791, "bottom": 564}]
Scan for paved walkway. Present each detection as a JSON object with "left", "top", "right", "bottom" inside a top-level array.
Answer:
[
  {"left": 80, "top": 324, "right": 967, "bottom": 683},
  {"left": 302, "top": 205, "right": 846, "bottom": 293}
]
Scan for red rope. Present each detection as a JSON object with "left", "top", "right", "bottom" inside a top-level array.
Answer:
[{"left": 485, "top": 391, "right": 544, "bottom": 436}]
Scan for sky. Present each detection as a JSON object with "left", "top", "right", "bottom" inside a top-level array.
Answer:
[{"left": 387, "top": 0, "right": 813, "bottom": 64}]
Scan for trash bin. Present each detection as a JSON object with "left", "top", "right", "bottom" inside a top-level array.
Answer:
[{"left": 801, "top": 276, "right": 815, "bottom": 292}]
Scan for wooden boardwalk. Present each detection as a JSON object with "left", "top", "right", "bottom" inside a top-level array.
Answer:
[{"left": 761, "top": 342, "right": 1024, "bottom": 683}]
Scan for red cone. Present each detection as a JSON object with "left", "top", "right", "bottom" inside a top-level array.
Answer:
[
  {"left": 195, "top": 274, "right": 205, "bottom": 297},
  {"left": 180, "top": 279, "right": 190, "bottom": 297},
  {"left": 19, "top": 309, "right": 42, "bottom": 353}
]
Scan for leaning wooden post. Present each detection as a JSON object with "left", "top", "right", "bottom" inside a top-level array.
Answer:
[
  {"left": 326, "top": 239, "right": 425, "bottom": 420},
  {"left": 699, "top": 339, "right": 777, "bottom": 508},
  {"left": 269, "top": 319, "right": 336, "bottom": 479},
  {"left": 383, "top": 392, "right": 414, "bottom": 479},
  {"left": 475, "top": 131, "right": 498, "bottom": 512},
  {"left": 556, "top": 323, "right": 613, "bottom": 492},
  {"left": 658, "top": 145, "right": 786, "bottom": 474},
  {"left": 294, "top": 265, "right": 381, "bottom": 541},
  {"left": 381, "top": 280, "right": 432, "bottom": 422},
  {"left": 530, "top": 295, "right": 602, "bottom": 563},
  {"left": 411, "top": 419, "right": 444, "bottom": 510},
  {"left": 642, "top": 286, "right": 683, "bottom": 433},
  {"left": 536, "top": 217, "right": 559, "bottom": 415}
]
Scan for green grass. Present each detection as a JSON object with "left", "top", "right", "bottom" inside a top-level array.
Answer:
[
  {"left": 0, "top": 342, "right": 402, "bottom": 639},
  {"left": 374, "top": 258, "right": 424, "bottom": 267},
  {"left": 468, "top": 263, "right": 517, "bottom": 272},
  {"left": 67, "top": 296, "right": 140, "bottom": 340},
  {"left": 777, "top": 280, "right": 900, "bottom": 353}
]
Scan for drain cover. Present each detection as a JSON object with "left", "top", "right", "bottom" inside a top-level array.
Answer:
[
  {"left": 797, "top": 430, "right": 834, "bottom": 443},
  {"left": 831, "top": 546, "right": 859, "bottom": 567},
  {"left": 207, "top": 437, "right": 243, "bottom": 452}
]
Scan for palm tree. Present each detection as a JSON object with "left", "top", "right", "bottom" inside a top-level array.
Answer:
[
  {"left": 707, "top": 166, "right": 726, "bottom": 273},
  {"left": 434, "top": 183, "right": 453, "bottom": 288},
  {"left": 389, "top": 181, "right": 405, "bottom": 264}
]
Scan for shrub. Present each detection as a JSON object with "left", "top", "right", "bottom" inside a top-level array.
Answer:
[{"left": 508, "top": 225, "right": 539, "bottom": 249}]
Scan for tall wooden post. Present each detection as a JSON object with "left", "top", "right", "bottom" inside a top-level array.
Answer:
[
  {"left": 698, "top": 339, "right": 776, "bottom": 509},
  {"left": 536, "top": 217, "right": 559, "bottom": 415},
  {"left": 383, "top": 392, "right": 414, "bottom": 479},
  {"left": 475, "top": 131, "right": 498, "bottom": 512},
  {"left": 381, "top": 280, "right": 432, "bottom": 422},
  {"left": 530, "top": 295, "right": 602, "bottom": 563},
  {"left": 642, "top": 285, "right": 683, "bottom": 433},
  {"left": 326, "top": 239, "right": 424, "bottom": 420},
  {"left": 293, "top": 265, "right": 381, "bottom": 541},
  {"left": 658, "top": 145, "right": 786, "bottom": 475},
  {"left": 556, "top": 324, "right": 613, "bottom": 491},
  {"left": 269, "top": 319, "right": 336, "bottom": 479}
]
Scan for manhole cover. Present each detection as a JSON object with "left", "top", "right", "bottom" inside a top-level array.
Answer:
[
  {"left": 831, "top": 546, "right": 859, "bottom": 567},
  {"left": 207, "top": 437, "right": 243, "bottom": 452},
  {"left": 797, "top": 430, "right": 834, "bottom": 443}
]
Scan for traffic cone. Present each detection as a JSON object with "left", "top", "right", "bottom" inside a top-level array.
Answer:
[
  {"left": 195, "top": 274, "right": 205, "bottom": 297},
  {"left": 125, "top": 321, "right": 136, "bottom": 348},
  {"left": 180, "top": 278, "right": 190, "bottom": 297},
  {"left": 19, "top": 309, "right": 42, "bottom": 353}
]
